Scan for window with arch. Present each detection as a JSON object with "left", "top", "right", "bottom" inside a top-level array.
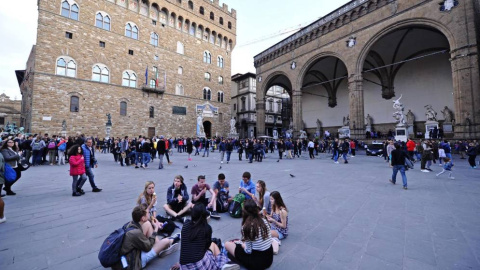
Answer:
[
  {"left": 150, "top": 32, "right": 158, "bottom": 46},
  {"left": 120, "top": 101, "right": 127, "bottom": 116},
  {"left": 176, "top": 84, "right": 184, "bottom": 95},
  {"left": 203, "top": 88, "right": 211, "bottom": 100},
  {"left": 95, "top": 12, "right": 110, "bottom": 31},
  {"left": 199, "top": 6, "right": 204, "bottom": 15},
  {"left": 203, "top": 51, "right": 212, "bottom": 64},
  {"left": 204, "top": 72, "right": 211, "bottom": 81},
  {"left": 219, "top": 17, "right": 223, "bottom": 25},
  {"left": 189, "top": 23, "right": 195, "bottom": 36},
  {"left": 70, "top": 96, "right": 79, "bottom": 112},
  {"left": 217, "top": 56, "right": 224, "bottom": 68},
  {"left": 92, "top": 64, "right": 109, "bottom": 83},
  {"left": 210, "top": 12, "right": 214, "bottom": 20},
  {"left": 218, "top": 76, "right": 223, "bottom": 85},
  {"left": 228, "top": 21, "right": 232, "bottom": 29},
  {"left": 178, "top": 66, "right": 183, "bottom": 74},
  {"left": 149, "top": 106, "right": 155, "bottom": 118},
  {"left": 122, "top": 71, "right": 137, "bottom": 88},
  {"left": 125, "top": 22, "right": 139, "bottom": 39},
  {"left": 56, "top": 57, "right": 76, "bottom": 77},
  {"left": 61, "top": 0, "right": 79, "bottom": 20},
  {"left": 188, "top": 0, "right": 193, "bottom": 9},
  {"left": 217, "top": 91, "right": 224, "bottom": 103},
  {"left": 149, "top": 79, "right": 156, "bottom": 88},
  {"left": 177, "top": 41, "right": 184, "bottom": 54}
]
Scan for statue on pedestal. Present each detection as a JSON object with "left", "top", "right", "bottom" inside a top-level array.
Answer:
[
  {"left": 441, "top": 106, "right": 453, "bottom": 123},
  {"left": 365, "top": 114, "right": 372, "bottom": 126},
  {"left": 424, "top": 105, "right": 437, "bottom": 122},
  {"left": 230, "top": 117, "right": 237, "bottom": 134},
  {"left": 342, "top": 115, "right": 350, "bottom": 127},
  {"left": 197, "top": 113, "right": 205, "bottom": 137},
  {"left": 106, "top": 113, "right": 112, "bottom": 126},
  {"left": 392, "top": 95, "right": 406, "bottom": 126},
  {"left": 62, "top": 120, "right": 67, "bottom": 131},
  {"left": 406, "top": 110, "right": 415, "bottom": 126}
]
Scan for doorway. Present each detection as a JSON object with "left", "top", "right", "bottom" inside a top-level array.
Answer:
[
  {"left": 203, "top": 121, "right": 212, "bottom": 138},
  {"left": 148, "top": 127, "right": 155, "bottom": 138}
]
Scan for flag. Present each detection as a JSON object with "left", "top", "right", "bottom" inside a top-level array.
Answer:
[
  {"left": 155, "top": 67, "right": 159, "bottom": 88},
  {"left": 145, "top": 66, "right": 148, "bottom": 86}
]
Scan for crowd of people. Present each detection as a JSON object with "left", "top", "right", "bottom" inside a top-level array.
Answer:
[{"left": 107, "top": 171, "right": 288, "bottom": 270}]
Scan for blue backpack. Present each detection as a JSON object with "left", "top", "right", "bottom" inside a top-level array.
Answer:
[
  {"left": 58, "top": 142, "right": 67, "bottom": 151},
  {"left": 98, "top": 222, "right": 135, "bottom": 268},
  {"left": 4, "top": 164, "right": 17, "bottom": 183}
]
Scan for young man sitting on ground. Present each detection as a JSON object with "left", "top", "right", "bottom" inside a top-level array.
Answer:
[
  {"left": 191, "top": 175, "right": 220, "bottom": 219},
  {"left": 113, "top": 205, "right": 180, "bottom": 270}
]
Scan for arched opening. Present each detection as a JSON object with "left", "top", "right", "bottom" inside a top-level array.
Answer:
[
  {"left": 264, "top": 73, "right": 293, "bottom": 137},
  {"left": 300, "top": 55, "right": 349, "bottom": 133},
  {"left": 361, "top": 25, "right": 452, "bottom": 137},
  {"left": 203, "top": 121, "right": 212, "bottom": 138}
]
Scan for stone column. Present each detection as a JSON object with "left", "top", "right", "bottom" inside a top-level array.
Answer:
[
  {"left": 450, "top": 50, "right": 480, "bottom": 139},
  {"left": 348, "top": 74, "right": 365, "bottom": 139},
  {"left": 292, "top": 89, "right": 303, "bottom": 138},
  {"left": 256, "top": 99, "right": 266, "bottom": 137}
]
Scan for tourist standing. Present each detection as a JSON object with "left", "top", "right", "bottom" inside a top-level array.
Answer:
[
  {"left": 1, "top": 139, "right": 22, "bottom": 195},
  {"left": 82, "top": 138, "right": 102, "bottom": 192},
  {"left": 68, "top": 145, "right": 87, "bottom": 196},
  {"left": 389, "top": 143, "right": 409, "bottom": 189}
]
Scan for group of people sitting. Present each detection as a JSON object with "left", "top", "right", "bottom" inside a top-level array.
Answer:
[{"left": 112, "top": 171, "right": 289, "bottom": 270}]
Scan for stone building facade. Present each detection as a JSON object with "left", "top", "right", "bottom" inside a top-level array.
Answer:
[
  {"left": 19, "top": 0, "right": 236, "bottom": 138},
  {"left": 254, "top": 0, "right": 479, "bottom": 139},
  {"left": 231, "top": 73, "right": 286, "bottom": 138},
  {"left": 0, "top": 94, "right": 22, "bottom": 131}
]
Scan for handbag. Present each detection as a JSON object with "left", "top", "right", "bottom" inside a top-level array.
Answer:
[{"left": 4, "top": 164, "right": 17, "bottom": 183}]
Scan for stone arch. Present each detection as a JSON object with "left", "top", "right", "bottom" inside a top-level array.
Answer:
[
  {"left": 297, "top": 51, "right": 349, "bottom": 90},
  {"left": 263, "top": 71, "right": 293, "bottom": 96}
]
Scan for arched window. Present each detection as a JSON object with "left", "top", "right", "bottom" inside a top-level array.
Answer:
[
  {"left": 219, "top": 17, "right": 224, "bottom": 25},
  {"left": 122, "top": 71, "right": 137, "bottom": 88},
  {"left": 228, "top": 21, "right": 232, "bottom": 29},
  {"left": 70, "top": 96, "right": 79, "bottom": 112},
  {"left": 149, "top": 106, "right": 155, "bottom": 118},
  {"left": 199, "top": 6, "right": 204, "bottom": 15},
  {"left": 204, "top": 72, "right": 211, "bottom": 81},
  {"left": 210, "top": 31, "right": 216, "bottom": 44},
  {"left": 95, "top": 12, "right": 110, "bottom": 31},
  {"left": 203, "top": 51, "right": 211, "bottom": 64},
  {"left": 120, "top": 101, "right": 127, "bottom": 116},
  {"left": 188, "top": 0, "right": 193, "bottom": 9},
  {"left": 56, "top": 58, "right": 67, "bottom": 76},
  {"left": 217, "top": 91, "right": 224, "bottom": 103},
  {"left": 92, "top": 64, "right": 109, "bottom": 83},
  {"left": 178, "top": 66, "right": 183, "bottom": 74},
  {"left": 218, "top": 76, "right": 223, "bottom": 85},
  {"left": 203, "top": 88, "right": 211, "bottom": 100},
  {"left": 61, "top": 0, "right": 79, "bottom": 20},
  {"left": 66, "top": 60, "right": 76, "bottom": 77},
  {"left": 217, "top": 56, "right": 224, "bottom": 68},
  {"left": 149, "top": 79, "right": 156, "bottom": 88},
  {"left": 159, "top": 9, "right": 167, "bottom": 24},
  {"left": 125, "top": 22, "right": 138, "bottom": 39},
  {"left": 176, "top": 84, "right": 184, "bottom": 95},
  {"left": 177, "top": 41, "right": 184, "bottom": 54},
  {"left": 189, "top": 22, "right": 196, "bottom": 36},
  {"left": 210, "top": 12, "right": 214, "bottom": 20},
  {"left": 150, "top": 32, "right": 158, "bottom": 46}
]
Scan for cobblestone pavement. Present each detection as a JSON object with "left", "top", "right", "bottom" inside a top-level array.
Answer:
[{"left": 0, "top": 150, "right": 479, "bottom": 270}]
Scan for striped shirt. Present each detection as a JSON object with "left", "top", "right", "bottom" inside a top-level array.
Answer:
[{"left": 243, "top": 219, "right": 272, "bottom": 254}]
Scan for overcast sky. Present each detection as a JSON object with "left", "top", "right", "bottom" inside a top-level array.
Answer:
[{"left": 0, "top": 0, "right": 350, "bottom": 100}]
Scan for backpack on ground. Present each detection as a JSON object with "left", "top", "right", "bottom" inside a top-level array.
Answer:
[
  {"left": 4, "top": 164, "right": 17, "bottom": 183},
  {"left": 58, "top": 142, "right": 67, "bottom": 151},
  {"left": 98, "top": 222, "right": 135, "bottom": 268},
  {"left": 47, "top": 141, "right": 56, "bottom": 149},
  {"left": 229, "top": 193, "right": 245, "bottom": 218},
  {"left": 216, "top": 190, "right": 230, "bottom": 213}
]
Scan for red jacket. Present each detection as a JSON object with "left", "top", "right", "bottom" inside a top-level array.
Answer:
[
  {"left": 69, "top": 154, "right": 86, "bottom": 176},
  {"left": 406, "top": 140, "right": 416, "bottom": 151}
]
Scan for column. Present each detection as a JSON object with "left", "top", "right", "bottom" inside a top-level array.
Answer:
[
  {"left": 348, "top": 74, "right": 365, "bottom": 139},
  {"left": 292, "top": 89, "right": 303, "bottom": 137},
  {"left": 450, "top": 49, "right": 480, "bottom": 139},
  {"left": 256, "top": 99, "right": 266, "bottom": 137}
]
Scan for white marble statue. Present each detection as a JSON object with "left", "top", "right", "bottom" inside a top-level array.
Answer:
[
  {"left": 285, "top": 129, "right": 293, "bottom": 139},
  {"left": 197, "top": 113, "right": 205, "bottom": 136},
  {"left": 425, "top": 105, "right": 438, "bottom": 122},
  {"left": 441, "top": 106, "right": 453, "bottom": 123},
  {"left": 230, "top": 117, "right": 237, "bottom": 134},
  {"left": 299, "top": 130, "right": 307, "bottom": 139},
  {"left": 392, "top": 94, "right": 406, "bottom": 126},
  {"left": 343, "top": 115, "right": 350, "bottom": 127},
  {"left": 365, "top": 114, "right": 372, "bottom": 126}
]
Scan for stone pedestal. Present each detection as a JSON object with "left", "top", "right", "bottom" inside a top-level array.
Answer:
[
  {"left": 425, "top": 121, "right": 439, "bottom": 139},
  {"left": 365, "top": 125, "right": 372, "bottom": 132},
  {"left": 407, "top": 125, "right": 414, "bottom": 137},
  {"left": 395, "top": 126, "right": 408, "bottom": 142},
  {"left": 228, "top": 133, "right": 239, "bottom": 139},
  {"left": 105, "top": 125, "right": 112, "bottom": 139},
  {"left": 338, "top": 126, "right": 351, "bottom": 138},
  {"left": 443, "top": 123, "right": 453, "bottom": 133}
]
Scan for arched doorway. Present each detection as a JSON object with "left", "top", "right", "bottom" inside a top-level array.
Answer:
[
  {"left": 360, "top": 25, "right": 452, "bottom": 137},
  {"left": 203, "top": 121, "right": 212, "bottom": 138}
]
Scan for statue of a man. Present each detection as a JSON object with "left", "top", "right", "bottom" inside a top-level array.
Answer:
[
  {"left": 424, "top": 105, "right": 437, "bottom": 121},
  {"left": 230, "top": 117, "right": 236, "bottom": 134},
  {"left": 392, "top": 94, "right": 404, "bottom": 111},
  {"left": 441, "top": 106, "right": 453, "bottom": 123},
  {"left": 106, "top": 113, "right": 112, "bottom": 126},
  {"left": 316, "top": 119, "right": 321, "bottom": 131},
  {"left": 406, "top": 110, "right": 415, "bottom": 126},
  {"left": 197, "top": 113, "right": 205, "bottom": 136},
  {"left": 365, "top": 114, "right": 372, "bottom": 126},
  {"left": 62, "top": 120, "right": 67, "bottom": 131}
]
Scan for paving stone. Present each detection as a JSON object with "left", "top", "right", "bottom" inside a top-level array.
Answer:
[{"left": 365, "top": 238, "right": 404, "bottom": 266}]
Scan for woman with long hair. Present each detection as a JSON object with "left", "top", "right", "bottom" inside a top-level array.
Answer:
[
  {"left": 254, "top": 180, "right": 271, "bottom": 215},
  {"left": 68, "top": 144, "right": 87, "bottom": 196},
  {"left": 137, "top": 181, "right": 157, "bottom": 217},
  {"left": 225, "top": 200, "right": 273, "bottom": 270},
  {"left": 186, "top": 138, "right": 193, "bottom": 161},
  {"left": 267, "top": 191, "right": 289, "bottom": 243},
  {"left": 173, "top": 203, "right": 238, "bottom": 270},
  {"left": 0, "top": 139, "right": 22, "bottom": 195}
]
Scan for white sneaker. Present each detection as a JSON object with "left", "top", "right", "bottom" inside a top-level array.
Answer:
[
  {"left": 334, "top": 161, "right": 339, "bottom": 164},
  {"left": 0, "top": 216, "right": 6, "bottom": 224},
  {"left": 449, "top": 177, "right": 455, "bottom": 179},
  {"left": 421, "top": 170, "right": 430, "bottom": 172},
  {"left": 158, "top": 242, "right": 179, "bottom": 258},
  {"left": 222, "top": 264, "right": 240, "bottom": 270},
  {"left": 221, "top": 161, "right": 223, "bottom": 164}
]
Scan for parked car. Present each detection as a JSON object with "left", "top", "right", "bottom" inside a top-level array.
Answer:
[{"left": 366, "top": 143, "right": 384, "bottom": 156}]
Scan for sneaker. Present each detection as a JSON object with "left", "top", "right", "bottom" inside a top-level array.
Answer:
[
  {"left": 0, "top": 216, "right": 6, "bottom": 224},
  {"left": 421, "top": 170, "right": 430, "bottom": 172},
  {"left": 92, "top": 188, "right": 103, "bottom": 192},
  {"left": 188, "top": 158, "right": 192, "bottom": 161},
  {"left": 158, "top": 242, "right": 180, "bottom": 258},
  {"left": 334, "top": 161, "right": 339, "bottom": 164},
  {"left": 273, "top": 237, "right": 282, "bottom": 246},
  {"left": 426, "top": 168, "right": 432, "bottom": 171},
  {"left": 222, "top": 264, "right": 240, "bottom": 270},
  {"left": 135, "top": 165, "right": 139, "bottom": 169},
  {"left": 210, "top": 211, "right": 221, "bottom": 219},
  {"left": 169, "top": 233, "right": 181, "bottom": 245},
  {"left": 221, "top": 161, "right": 224, "bottom": 164},
  {"left": 389, "top": 179, "right": 396, "bottom": 185},
  {"left": 403, "top": 186, "right": 408, "bottom": 190},
  {"left": 72, "top": 192, "right": 81, "bottom": 197}
]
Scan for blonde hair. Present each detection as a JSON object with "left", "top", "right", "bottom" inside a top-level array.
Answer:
[{"left": 137, "top": 181, "right": 155, "bottom": 205}]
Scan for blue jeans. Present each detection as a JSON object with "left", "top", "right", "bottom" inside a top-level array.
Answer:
[
  {"left": 158, "top": 154, "right": 164, "bottom": 169},
  {"left": 85, "top": 166, "right": 98, "bottom": 189},
  {"left": 226, "top": 151, "right": 232, "bottom": 162},
  {"left": 445, "top": 153, "right": 452, "bottom": 163},
  {"left": 32, "top": 149, "right": 42, "bottom": 165},
  {"left": 142, "top": 153, "right": 150, "bottom": 167},
  {"left": 342, "top": 152, "right": 348, "bottom": 162},
  {"left": 333, "top": 151, "right": 339, "bottom": 162},
  {"left": 392, "top": 165, "right": 407, "bottom": 187}
]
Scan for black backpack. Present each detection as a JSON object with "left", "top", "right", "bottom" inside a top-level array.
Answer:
[
  {"left": 228, "top": 194, "right": 245, "bottom": 218},
  {"left": 216, "top": 191, "right": 230, "bottom": 213},
  {"left": 155, "top": 215, "right": 179, "bottom": 237},
  {"left": 98, "top": 222, "right": 135, "bottom": 268}
]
